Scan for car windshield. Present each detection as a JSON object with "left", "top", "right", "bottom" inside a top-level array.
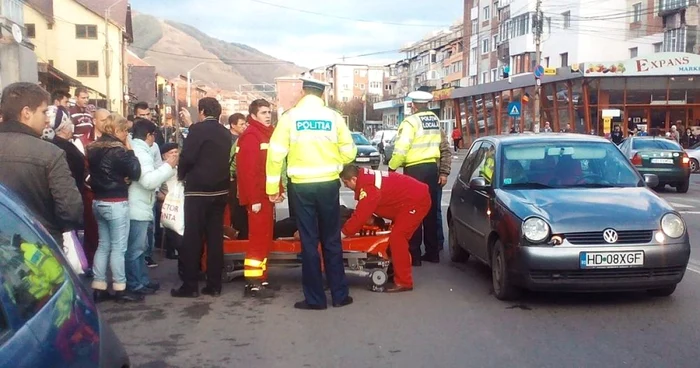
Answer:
[
  {"left": 632, "top": 139, "right": 681, "bottom": 150},
  {"left": 501, "top": 141, "right": 642, "bottom": 189},
  {"left": 352, "top": 133, "right": 371, "bottom": 146}
]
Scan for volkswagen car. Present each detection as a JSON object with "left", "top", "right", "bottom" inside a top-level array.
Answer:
[
  {"left": 447, "top": 134, "right": 690, "bottom": 300},
  {"left": 0, "top": 184, "right": 130, "bottom": 367},
  {"left": 618, "top": 136, "right": 691, "bottom": 192},
  {"left": 352, "top": 132, "right": 380, "bottom": 169}
]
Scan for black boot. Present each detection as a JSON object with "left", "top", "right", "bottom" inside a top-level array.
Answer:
[
  {"left": 93, "top": 289, "right": 111, "bottom": 303},
  {"left": 114, "top": 290, "right": 144, "bottom": 303},
  {"left": 244, "top": 282, "right": 274, "bottom": 298}
]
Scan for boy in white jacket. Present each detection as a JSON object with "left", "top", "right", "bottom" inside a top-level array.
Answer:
[{"left": 126, "top": 120, "right": 178, "bottom": 294}]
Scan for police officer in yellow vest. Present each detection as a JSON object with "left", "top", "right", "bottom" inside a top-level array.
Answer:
[
  {"left": 266, "top": 77, "right": 357, "bottom": 310},
  {"left": 20, "top": 242, "right": 65, "bottom": 303},
  {"left": 388, "top": 90, "right": 443, "bottom": 266}
]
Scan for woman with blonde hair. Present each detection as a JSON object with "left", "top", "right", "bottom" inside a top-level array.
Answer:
[{"left": 86, "top": 113, "right": 143, "bottom": 303}]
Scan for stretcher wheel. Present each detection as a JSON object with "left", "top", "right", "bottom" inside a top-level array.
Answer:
[{"left": 370, "top": 270, "right": 388, "bottom": 287}]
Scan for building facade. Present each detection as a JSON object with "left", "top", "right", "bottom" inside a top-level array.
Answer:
[
  {"left": 1, "top": 0, "right": 39, "bottom": 87},
  {"left": 24, "top": 0, "right": 132, "bottom": 113}
]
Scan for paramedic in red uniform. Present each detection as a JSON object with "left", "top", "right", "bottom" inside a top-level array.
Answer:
[
  {"left": 236, "top": 99, "right": 281, "bottom": 298},
  {"left": 339, "top": 165, "right": 431, "bottom": 292}
]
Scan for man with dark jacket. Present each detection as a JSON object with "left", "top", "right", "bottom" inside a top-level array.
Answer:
[
  {"left": 171, "top": 97, "right": 232, "bottom": 298},
  {"left": 0, "top": 82, "right": 83, "bottom": 244}
]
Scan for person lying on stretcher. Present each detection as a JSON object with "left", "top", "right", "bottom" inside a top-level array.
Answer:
[{"left": 273, "top": 205, "right": 387, "bottom": 240}]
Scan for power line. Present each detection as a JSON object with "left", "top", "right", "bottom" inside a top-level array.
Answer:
[{"left": 248, "top": 0, "right": 452, "bottom": 28}]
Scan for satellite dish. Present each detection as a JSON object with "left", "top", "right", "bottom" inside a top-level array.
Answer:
[{"left": 11, "top": 24, "right": 22, "bottom": 43}]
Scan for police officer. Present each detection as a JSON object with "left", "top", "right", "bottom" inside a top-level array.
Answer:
[
  {"left": 388, "top": 90, "right": 442, "bottom": 266},
  {"left": 266, "top": 77, "right": 357, "bottom": 310}
]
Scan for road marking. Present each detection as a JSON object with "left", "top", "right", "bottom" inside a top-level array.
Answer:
[
  {"left": 686, "top": 264, "right": 700, "bottom": 275},
  {"left": 679, "top": 211, "right": 700, "bottom": 215},
  {"left": 669, "top": 202, "right": 694, "bottom": 208}
]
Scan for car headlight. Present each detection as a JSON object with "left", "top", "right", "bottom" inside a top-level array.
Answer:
[
  {"left": 369, "top": 152, "right": 380, "bottom": 156},
  {"left": 661, "top": 213, "right": 685, "bottom": 238},
  {"left": 521, "top": 217, "right": 550, "bottom": 243}
]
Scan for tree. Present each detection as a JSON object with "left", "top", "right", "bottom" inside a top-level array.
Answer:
[{"left": 329, "top": 97, "right": 383, "bottom": 132}]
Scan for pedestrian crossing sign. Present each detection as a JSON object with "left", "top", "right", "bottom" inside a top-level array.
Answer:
[{"left": 507, "top": 102, "right": 521, "bottom": 117}]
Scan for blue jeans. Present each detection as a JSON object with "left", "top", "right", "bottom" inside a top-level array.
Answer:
[
  {"left": 145, "top": 205, "right": 156, "bottom": 258},
  {"left": 92, "top": 200, "right": 130, "bottom": 291},
  {"left": 126, "top": 220, "right": 151, "bottom": 290}
]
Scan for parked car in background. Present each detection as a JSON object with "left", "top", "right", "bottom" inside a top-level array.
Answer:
[
  {"left": 448, "top": 134, "right": 690, "bottom": 300},
  {"left": 352, "top": 132, "right": 381, "bottom": 169},
  {"left": 684, "top": 144, "right": 700, "bottom": 173},
  {"left": 371, "top": 130, "right": 397, "bottom": 159},
  {"left": 0, "top": 184, "right": 130, "bottom": 368},
  {"left": 382, "top": 135, "right": 397, "bottom": 165},
  {"left": 618, "top": 137, "right": 691, "bottom": 192}
]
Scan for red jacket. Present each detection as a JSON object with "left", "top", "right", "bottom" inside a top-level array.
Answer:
[
  {"left": 342, "top": 168, "right": 429, "bottom": 236},
  {"left": 452, "top": 128, "right": 462, "bottom": 140},
  {"left": 236, "top": 117, "right": 280, "bottom": 205}
]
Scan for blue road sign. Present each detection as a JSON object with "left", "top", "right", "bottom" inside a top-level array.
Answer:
[
  {"left": 507, "top": 101, "right": 522, "bottom": 117},
  {"left": 534, "top": 65, "right": 545, "bottom": 78}
]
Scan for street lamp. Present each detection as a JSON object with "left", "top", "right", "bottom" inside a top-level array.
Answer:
[
  {"left": 104, "top": 0, "right": 124, "bottom": 111},
  {"left": 186, "top": 62, "right": 208, "bottom": 107}
]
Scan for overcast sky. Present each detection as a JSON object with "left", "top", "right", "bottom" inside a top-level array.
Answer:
[{"left": 130, "top": 0, "right": 463, "bottom": 68}]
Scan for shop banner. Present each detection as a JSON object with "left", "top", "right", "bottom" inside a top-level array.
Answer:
[
  {"left": 432, "top": 87, "right": 454, "bottom": 101},
  {"left": 583, "top": 52, "right": 700, "bottom": 76}
]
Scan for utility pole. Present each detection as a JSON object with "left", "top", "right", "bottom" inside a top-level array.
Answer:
[{"left": 533, "top": 0, "right": 543, "bottom": 128}]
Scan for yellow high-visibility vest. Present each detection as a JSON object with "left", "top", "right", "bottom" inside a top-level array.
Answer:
[
  {"left": 388, "top": 111, "right": 442, "bottom": 170},
  {"left": 266, "top": 95, "right": 357, "bottom": 194}
]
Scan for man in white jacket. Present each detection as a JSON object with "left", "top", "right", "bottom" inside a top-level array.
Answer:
[{"left": 126, "top": 119, "right": 179, "bottom": 295}]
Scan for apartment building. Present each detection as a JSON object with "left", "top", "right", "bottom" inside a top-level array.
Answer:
[
  {"left": 656, "top": 0, "right": 700, "bottom": 54},
  {"left": 1, "top": 0, "right": 39, "bottom": 86},
  {"left": 24, "top": 0, "right": 133, "bottom": 113},
  {"left": 320, "top": 63, "right": 386, "bottom": 103}
]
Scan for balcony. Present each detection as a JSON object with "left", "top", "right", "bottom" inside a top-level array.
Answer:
[
  {"left": 0, "top": 0, "right": 23, "bottom": 25},
  {"left": 497, "top": 42, "right": 510, "bottom": 63},
  {"left": 659, "top": 0, "right": 696, "bottom": 15}
]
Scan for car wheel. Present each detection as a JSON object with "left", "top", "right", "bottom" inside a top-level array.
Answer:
[
  {"left": 449, "top": 220, "right": 469, "bottom": 263},
  {"left": 677, "top": 180, "right": 690, "bottom": 193},
  {"left": 690, "top": 158, "right": 699, "bottom": 173},
  {"left": 490, "top": 240, "right": 521, "bottom": 301},
  {"left": 647, "top": 284, "right": 677, "bottom": 297}
]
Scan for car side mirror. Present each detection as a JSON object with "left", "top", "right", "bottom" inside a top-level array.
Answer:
[
  {"left": 469, "top": 177, "right": 489, "bottom": 190},
  {"left": 643, "top": 174, "right": 659, "bottom": 188}
]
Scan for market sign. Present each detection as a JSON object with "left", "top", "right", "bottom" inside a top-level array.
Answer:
[
  {"left": 583, "top": 52, "right": 700, "bottom": 76},
  {"left": 432, "top": 87, "right": 454, "bottom": 101}
]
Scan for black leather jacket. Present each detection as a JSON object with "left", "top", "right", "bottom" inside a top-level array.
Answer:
[{"left": 86, "top": 135, "right": 141, "bottom": 200}]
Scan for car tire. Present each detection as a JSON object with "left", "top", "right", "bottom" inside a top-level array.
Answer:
[
  {"left": 647, "top": 284, "right": 677, "bottom": 297},
  {"left": 690, "top": 158, "right": 699, "bottom": 173},
  {"left": 490, "top": 240, "right": 521, "bottom": 301},
  {"left": 677, "top": 180, "right": 690, "bottom": 193},
  {"left": 449, "top": 220, "right": 469, "bottom": 263}
]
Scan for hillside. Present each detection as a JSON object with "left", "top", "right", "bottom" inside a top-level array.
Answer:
[{"left": 129, "top": 13, "right": 305, "bottom": 91}]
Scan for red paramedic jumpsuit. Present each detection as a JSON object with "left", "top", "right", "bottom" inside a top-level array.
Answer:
[
  {"left": 236, "top": 117, "right": 282, "bottom": 283},
  {"left": 342, "top": 168, "right": 431, "bottom": 288}
]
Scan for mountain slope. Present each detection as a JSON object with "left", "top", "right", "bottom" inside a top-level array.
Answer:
[{"left": 129, "top": 13, "right": 304, "bottom": 91}]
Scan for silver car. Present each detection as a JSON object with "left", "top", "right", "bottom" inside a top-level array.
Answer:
[{"left": 448, "top": 134, "right": 691, "bottom": 300}]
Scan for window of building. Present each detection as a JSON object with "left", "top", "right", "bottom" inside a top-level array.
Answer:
[
  {"left": 471, "top": 19, "right": 478, "bottom": 34},
  {"left": 562, "top": 11, "right": 571, "bottom": 29},
  {"left": 470, "top": 47, "right": 478, "bottom": 64},
  {"left": 25, "top": 24, "right": 35, "bottom": 38},
  {"left": 469, "top": 76, "right": 477, "bottom": 86},
  {"left": 77, "top": 60, "right": 98, "bottom": 77},
  {"left": 509, "top": 13, "right": 531, "bottom": 38},
  {"left": 482, "top": 38, "right": 490, "bottom": 54},
  {"left": 629, "top": 47, "right": 638, "bottom": 58},
  {"left": 632, "top": 3, "right": 642, "bottom": 22},
  {"left": 359, "top": 84, "right": 365, "bottom": 90},
  {"left": 342, "top": 96, "right": 349, "bottom": 102},
  {"left": 560, "top": 52, "right": 568, "bottom": 67},
  {"left": 0, "top": 203, "right": 68, "bottom": 323},
  {"left": 653, "top": 42, "right": 662, "bottom": 52},
  {"left": 544, "top": 57, "right": 550, "bottom": 67},
  {"left": 484, "top": 6, "right": 490, "bottom": 20},
  {"left": 75, "top": 24, "right": 97, "bottom": 39},
  {"left": 481, "top": 71, "right": 488, "bottom": 84},
  {"left": 493, "top": 33, "right": 499, "bottom": 46},
  {"left": 491, "top": 68, "right": 498, "bottom": 82},
  {"left": 663, "top": 27, "right": 687, "bottom": 52}
]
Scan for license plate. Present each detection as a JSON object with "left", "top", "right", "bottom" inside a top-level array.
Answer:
[
  {"left": 356, "top": 157, "right": 370, "bottom": 162},
  {"left": 651, "top": 158, "right": 674, "bottom": 164},
  {"left": 579, "top": 251, "right": 644, "bottom": 269}
]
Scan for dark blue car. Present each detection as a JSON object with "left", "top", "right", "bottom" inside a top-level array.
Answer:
[{"left": 0, "top": 184, "right": 130, "bottom": 367}]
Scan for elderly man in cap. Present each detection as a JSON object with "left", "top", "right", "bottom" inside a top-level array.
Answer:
[
  {"left": 266, "top": 77, "right": 357, "bottom": 310},
  {"left": 388, "top": 90, "right": 442, "bottom": 266}
]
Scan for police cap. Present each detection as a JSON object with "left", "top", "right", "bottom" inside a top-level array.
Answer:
[
  {"left": 407, "top": 90, "right": 434, "bottom": 103},
  {"left": 300, "top": 77, "right": 330, "bottom": 92}
]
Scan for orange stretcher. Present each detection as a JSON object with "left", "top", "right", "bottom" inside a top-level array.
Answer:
[{"left": 202, "top": 204, "right": 394, "bottom": 290}]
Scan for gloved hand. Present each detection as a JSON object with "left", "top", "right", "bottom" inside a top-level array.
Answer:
[{"left": 252, "top": 203, "right": 261, "bottom": 213}]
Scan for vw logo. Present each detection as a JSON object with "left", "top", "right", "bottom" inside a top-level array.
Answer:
[{"left": 603, "top": 229, "right": 618, "bottom": 244}]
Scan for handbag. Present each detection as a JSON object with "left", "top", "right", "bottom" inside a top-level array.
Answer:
[
  {"left": 62, "top": 231, "right": 88, "bottom": 275},
  {"left": 161, "top": 176, "right": 185, "bottom": 236}
]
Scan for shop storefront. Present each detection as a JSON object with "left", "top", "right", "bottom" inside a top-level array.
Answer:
[
  {"left": 450, "top": 52, "right": 700, "bottom": 144},
  {"left": 373, "top": 98, "right": 405, "bottom": 129}
]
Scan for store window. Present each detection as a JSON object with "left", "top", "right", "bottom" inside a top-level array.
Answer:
[
  {"left": 625, "top": 77, "right": 669, "bottom": 104},
  {"left": 669, "top": 76, "right": 699, "bottom": 103},
  {"left": 599, "top": 78, "right": 625, "bottom": 105}
]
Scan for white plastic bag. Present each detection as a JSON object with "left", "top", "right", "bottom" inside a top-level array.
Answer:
[
  {"left": 62, "top": 231, "right": 88, "bottom": 275},
  {"left": 161, "top": 177, "right": 185, "bottom": 236}
]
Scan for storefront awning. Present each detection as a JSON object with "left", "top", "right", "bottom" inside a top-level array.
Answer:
[{"left": 38, "top": 62, "right": 84, "bottom": 88}]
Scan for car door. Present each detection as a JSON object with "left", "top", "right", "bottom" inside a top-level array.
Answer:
[
  {"left": 450, "top": 141, "right": 482, "bottom": 245},
  {"left": 468, "top": 141, "right": 496, "bottom": 261}
]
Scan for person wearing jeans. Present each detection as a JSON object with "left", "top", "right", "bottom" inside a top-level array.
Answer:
[
  {"left": 126, "top": 120, "right": 177, "bottom": 295},
  {"left": 86, "top": 113, "right": 142, "bottom": 303}
]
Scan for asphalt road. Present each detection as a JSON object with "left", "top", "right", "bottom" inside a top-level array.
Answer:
[{"left": 103, "top": 152, "right": 700, "bottom": 368}]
